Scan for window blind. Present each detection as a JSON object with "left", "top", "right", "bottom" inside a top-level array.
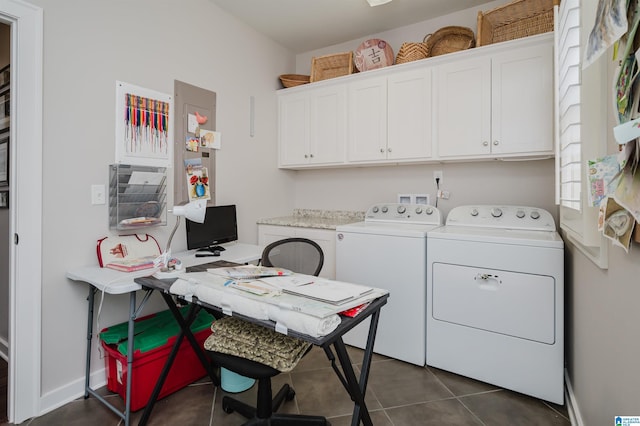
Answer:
[{"left": 556, "top": 0, "right": 581, "bottom": 210}]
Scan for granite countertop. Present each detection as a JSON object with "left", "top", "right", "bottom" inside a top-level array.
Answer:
[{"left": 257, "top": 209, "right": 365, "bottom": 230}]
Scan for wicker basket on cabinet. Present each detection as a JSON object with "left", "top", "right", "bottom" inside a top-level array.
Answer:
[
  {"left": 477, "top": 0, "right": 559, "bottom": 47},
  {"left": 310, "top": 52, "right": 355, "bottom": 83}
]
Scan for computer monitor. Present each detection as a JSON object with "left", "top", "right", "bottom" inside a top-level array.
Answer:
[{"left": 185, "top": 204, "right": 238, "bottom": 252}]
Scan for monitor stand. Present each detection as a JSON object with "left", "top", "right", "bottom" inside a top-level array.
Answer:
[{"left": 196, "top": 245, "right": 226, "bottom": 253}]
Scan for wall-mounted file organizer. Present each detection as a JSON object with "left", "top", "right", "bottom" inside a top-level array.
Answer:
[{"left": 109, "top": 164, "right": 167, "bottom": 230}]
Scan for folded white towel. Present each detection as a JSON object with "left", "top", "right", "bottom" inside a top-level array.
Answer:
[
  {"left": 170, "top": 274, "right": 340, "bottom": 335},
  {"left": 170, "top": 278, "right": 199, "bottom": 300},
  {"left": 195, "top": 282, "right": 270, "bottom": 320},
  {"left": 266, "top": 305, "right": 341, "bottom": 337}
]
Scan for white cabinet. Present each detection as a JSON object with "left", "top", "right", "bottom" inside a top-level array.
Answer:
[
  {"left": 277, "top": 33, "right": 554, "bottom": 168},
  {"left": 436, "top": 42, "right": 553, "bottom": 158},
  {"left": 278, "top": 84, "right": 346, "bottom": 167},
  {"left": 347, "top": 68, "right": 433, "bottom": 162},
  {"left": 257, "top": 225, "right": 336, "bottom": 279}
]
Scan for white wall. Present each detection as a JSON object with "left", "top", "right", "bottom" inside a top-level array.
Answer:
[
  {"left": 27, "top": 0, "right": 296, "bottom": 408},
  {"left": 295, "top": 0, "right": 505, "bottom": 75},
  {"left": 291, "top": 160, "right": 557, "bottom": 223}
]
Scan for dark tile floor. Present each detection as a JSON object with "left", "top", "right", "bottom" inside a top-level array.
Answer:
[{"left": 8, "top": 347, "right": 570, "bottom": 425}]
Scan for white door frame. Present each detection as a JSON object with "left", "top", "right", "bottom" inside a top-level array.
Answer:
[{"left": 0, "top": 0, "right": 43, "bottom": 423}]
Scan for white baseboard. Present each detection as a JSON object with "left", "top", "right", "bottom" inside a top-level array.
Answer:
[
  {"left": 38, "top": 368, "right": 107, "bottom": 417},
  {"left": 565, "top": 368, "right": 585, "bottom": 426}
]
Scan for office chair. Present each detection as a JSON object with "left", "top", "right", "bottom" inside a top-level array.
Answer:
[
  {"left": 207, "top": 237, "right": 328, "bottom": 425},
  {"left": 260, "top": 237, "right": 324, "bottom": 277}
]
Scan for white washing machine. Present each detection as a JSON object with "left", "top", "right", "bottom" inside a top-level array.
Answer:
[
  {"left": 336, "top": 203, "right": 443, "bottom": 366},
  {"left": 426, "top": 205, "right": 564, "bottom": 404}
]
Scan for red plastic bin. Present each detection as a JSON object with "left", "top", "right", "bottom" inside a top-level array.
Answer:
[{"left": 100, "top": 309, "right": 213, "bottom": 411}]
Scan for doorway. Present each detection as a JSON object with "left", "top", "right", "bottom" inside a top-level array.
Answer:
[
  {"left": 0, "top": 20, "right": 9, "bottom": 425},
  {"left": 0, "top": 2, "right": 43, "bottom": 424}
]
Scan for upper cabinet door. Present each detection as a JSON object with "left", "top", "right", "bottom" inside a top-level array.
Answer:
[
  {"left": 387, "top": 68, "right": 433, "bottom": 160},
  {"left": 436, "top": 56, "right": 491, "bottom": 158},
  {"left": 347, "top": 76, "right": 388, "bottom": 162},
  {"left": 309, "top": 84, "right": 347, "bottom": 165},
  {"left": 278, "top": 91, "right": 309, "bottom": 167},
  {"left": 491, "top": 43, "right": 553, "bottom": 155}
]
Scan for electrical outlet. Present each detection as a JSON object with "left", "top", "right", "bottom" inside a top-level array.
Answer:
[
  {"left": 437, "top": 190, "right": 451, "bottom": 200},
  {"left": 433, "top": 170, "right": 443, "bottom": 184}
]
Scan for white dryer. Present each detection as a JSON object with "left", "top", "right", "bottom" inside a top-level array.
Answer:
[
  {"left": 426, "top": 205, "right": 564, "bottom": 404},
  {"left": 336, "top": 203, "right": 443, "bottom": 366}
]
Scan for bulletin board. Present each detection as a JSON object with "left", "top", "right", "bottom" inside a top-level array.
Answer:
[
  {"left": 584, "top": 0, "right": 640, "bottom": 251},
  {"left": 173, "top": 80, "right": 217, "bottom": 206}
]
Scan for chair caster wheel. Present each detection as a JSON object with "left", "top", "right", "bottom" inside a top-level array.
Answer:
[
  {"left": 286, "top": 388, "right": 296, "bottom": 401},
  {"left": 222, "top": 397, "right": 234, "bottom": 414}
]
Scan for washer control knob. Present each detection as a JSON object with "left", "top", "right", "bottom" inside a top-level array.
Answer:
[
  {"left": 381, "top": 206, "right": 388, "bottom": 213},
  {"left": 530, "top": 210, "right": 541, "bottom": 220},
  {"left": 470, "top": 208, "right": 479, "bottom": 216},
  {"left": 425, "top": 207, "right": 433, "bottom": 215},
  {"left": 491, "top": 208, "right": 503, "bottom": 218},
  {"left": 516, "top": 210, "right": 526, "bottom": 218},
  {"left": 415, "top": 207, "right": 423, "bottom": 214},
  {"left": 397, "top": 205, "right": 406, "bottom": 214},
  {"left": 372, "top": 206, "right": 379, "bottom": 213}
]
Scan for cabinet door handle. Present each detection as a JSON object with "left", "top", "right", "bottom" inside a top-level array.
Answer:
[
  {"left": 380, "top": 148, "right": 385, "bottom": 153},
  {"left": 387, "top": 148, "right": 392, "bottom": 152},
  {"left": 309, "top": 153, "right": 314, "bottom": 158},
  {"left": 493, "top": 140, "right": 499, "bottom": 146},
  {"left": 482, "top": 141, "right": 489, "bottom": 146},
  {"left": 304, "top": 154, "right": 309, "bottom": 158}
]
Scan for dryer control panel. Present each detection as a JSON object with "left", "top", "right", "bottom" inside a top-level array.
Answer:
[
  {"left": 445, "top": 205, "right": 556, "bottom": 231},
  {"left": 365, "top": 203, "right": 443, "bottom": 225}
]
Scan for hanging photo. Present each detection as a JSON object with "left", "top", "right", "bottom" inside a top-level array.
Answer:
[
  {"left": 186, "top": 166, "right": 211, "bottom": 202},
  {"left": 185, "top": 135, "right": 199, "bottom": 152},
  {"left": 200, "top": 129, "right": 221, "bottom": 149}
]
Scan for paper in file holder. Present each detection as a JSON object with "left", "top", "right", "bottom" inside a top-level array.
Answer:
[{"left": 109, "top": 164, "right": 167, "bottom": 230}]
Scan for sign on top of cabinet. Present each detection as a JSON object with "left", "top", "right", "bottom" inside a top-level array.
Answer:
[{"left": 277, "top": 33, "right": 554, "bottom": 170}]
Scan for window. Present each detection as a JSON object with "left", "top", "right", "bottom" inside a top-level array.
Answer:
[
  {"left": 555, "top": 0, "right": 608, "bottom": 268},
  {"left": 556, "top": 0, "right": 581, "bottom": 210}
]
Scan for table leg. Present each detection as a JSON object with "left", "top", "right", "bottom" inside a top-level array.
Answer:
[
  {"left": 159, "top": 294, "right": 219, "bottom": 385},
  {"left": 327, "top": 306, "right": 381, "bottom": 426},
  {"left": 352, "top": 307, "right": 381, "bottom": 425},
  {"left": 84, "top": 288, "right": 95, "bottom": 399},
  {"left": 122, "top": 291, "right": 136, "bottom": 426},
  {"left": 138, "top": 297, "right": 218, "bottom": 426}
]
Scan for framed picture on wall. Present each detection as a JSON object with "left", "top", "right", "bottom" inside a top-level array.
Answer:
[
  {"left": 115, "top": 81, "right": 173, "bottom": 167},
  {"left": 0, "top": 132, "right": 7, "bottom": 187},
  {"left": 0, "top": 64, "right": 9, "bottom": 90},
  {"left": 0, "top": 84, "right": 8, "bottom": 132}
]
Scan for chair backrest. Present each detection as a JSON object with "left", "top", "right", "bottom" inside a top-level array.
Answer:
[{"left": 260, "top": 238, "right": 324, "bottom": 277}]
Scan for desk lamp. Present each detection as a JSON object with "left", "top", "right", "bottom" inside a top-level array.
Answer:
[
  {"left": 154, "top": 199, "right": 207, "bottom": 278},
  {"left": 366, "top": 0, "right": 392, "bottom": 6}
]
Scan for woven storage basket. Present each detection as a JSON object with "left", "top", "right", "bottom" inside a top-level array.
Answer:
[
  {"left": 279, "top": 74, "right": 310, "bottom": 88},
  {"left": 310, "top": 52, "right": 355, "bottom": 83},
  {"left": 395, "top": 36, "right": 430, "bottom": 64},
  {"left": 425, "top": 26, "right": 476, "bottom": 57},
  {"left": 477, "top": 0, "right": 557, "bottom": 47}
]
